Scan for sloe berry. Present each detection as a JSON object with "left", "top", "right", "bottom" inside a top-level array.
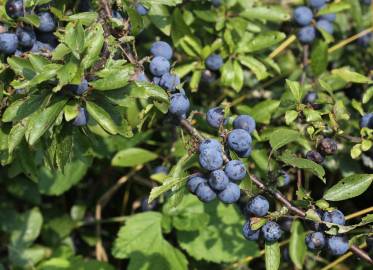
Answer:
[
  {"left": 150, "top": 56, "right": 170, "bottom": 77},
  {"left": 261, "top": 221, "right": 283, "bottom": 242},
  {"left": 218, "top": 182, "right": 241, "bottom": 203},
  {"left": 195, "top": 182, "right": 216, "bottom": 202},
  {"left": 159, "top": 73, "right": 180, "bottom": 92},
  {"left": 233, "top": 115, "right": 256, "bottom": 133},
  {"left": 150, "top": 41, "right": 173, "bottom": 60},
  {"left": 318, "top": 138, "right": 337, "bottom": 155},
  {"left": 206, "top": 107, "right": 225, "bottom": 128},
  {"left": 169, "top": 93, "right": 190, "bottom": 118},
  {"left": 224, "top": 160, "right": 246, "bottom": 181},
  {"left": 322, "top": 209, "right": 345, "bottom": 225},
  {"left": 73, "top": 107, "right": 88, "bottom": 126},
  {"left": 246, "top": 195, "right": 269, "bottom": 217},
  {"left": 205, "top": 54, "right": 223, "bottom": 71},
  {"left": 242, "top": 220, "right": 260, "bottom": 241},
  {"left": 187, "top": 174, "right": 207, "bottom": 194},
  {"left": 208, "top": 170, "right": 229, "bottom": 191},
  {"left": 326, "top": 235, "right": 349, "bottom": 255},
  {"left": 298, "top": 26, "right": 316, "bottom": 44},
  {"left": 306, "top": 231, "right": 326, "bottom": 250},
  {"left": 306, "top": 150, "right": 324, "bottom": 164},
  {"left": 293, "top": 6, "right": 313, "bottom": 26},
  {"left": 227, "top": 129, "right": 252, "bottom": 153}
]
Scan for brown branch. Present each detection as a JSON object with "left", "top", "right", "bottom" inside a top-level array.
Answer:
[
  {"left": 180, "top": 118, "right": 205, "bottom": 142},
  {"left": 350, "top": 245, "right": 373, "bottom": 264}
]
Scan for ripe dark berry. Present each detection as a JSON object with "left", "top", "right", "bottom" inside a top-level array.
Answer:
[
  {"left": 140, "top": 196, "right": 157, "bottom": 211},
  {"left": 73, "top": 107, "right": 88, "bottom": 126},
  {"left": 36, "top": 32, "right": 58, "bottom": 48},
  {"left": 199, "top": 139, "right": 222, "bottom": 153},
  {"left": 298, "top": 26, "right": 316, "bottom": 44},
  {"left": 73, "top": 79, "right": 89, "bottom": 95},
  {"left": 306, "top": 150, "right": 324, "bottom": 164},
  {"left": 303, "top": 91, "right": 318, "bottom": 104},
  {"left": 326, "top": 235, "right": 349, "bottom": 255},
  {"left": 135, "top": 4, "right": 149, "bottom": 16},
  {"left": 135, "top": 71, "right": 149, "bottom": 82},
  {"left": 218, "top": 182, "right": 240, "bottom": 203},
  {"left": 242, "top": 220, "right": 260, "bottom": 241},
  {"left": 306, "top": 209, "right": 323, "bottom": 231},
  {"left": 150, "top": 41, "right": 173, "bottom": 60},
  {"left": 199, "top": 148, "right": 223, "bottom": 171},
  {"left": 206, "top": 107, "right": 225, "bottom": 128},
  {"left": 279, "top": 217, "right": 293, "bottom": 232},
  {"left": 246, "top": 195, "right": 269, "bottom": 217},
  {"left": 31, "top": 41, "right": 53, "bottom": 52},
  {"left": 201, "top": 70, "right": 216, "bottom": 83},
  {"left": 277, "top": 170, "right": 290, "bottom": 187},
  {"left": 293, "top": 6, "right": 313, "bottom": 26},
  {"left": 227, "top": 129, "right": 252, "bottom": 153},
  {"left": 236, "top": 147, "right": 252, "bottom": 158},
  {"left": 360, "top": 113, "right": 373, "bottom": 129},
  {"left": 308, "top": 0, "right": 326, "bottom": 8},
  {"left": 318, "top": 138, "right": 337, "bottom": 155},
  {"left": 320, "top": 13, "right": 336, "bottom": 22},
  {"left": 150, "top": 56, "right": 170, "bottom": 77},
  {"left": 153, "top": 166, "right": 168, "bottom": 175},
  {"left": 37, "top": 12, "right": 56, "bottom": 33},
  {"left": 16, "top": 27, "right": 36, "bottom": 49},
  {"left": 261, "top": 221, "right": 283, "bottom": 242},
  {"left": 233, "top": 115, "right": 256, "bottom": 133},
  {"left": 195, "top": 182, "right": 216, "bottom": 202},
  {"left": 209, "top": 170, "right": 229, "bottom": 191},
  {"left": 159, "top": 73, "right": 180, "bottom": 92},
  {"left": 0, "top": 33, "right": 18, "bottom": 55},
  {"left": 212, "top": 0, "right": 222, "bottom": 7},
  {"left": 322, "top": 209, "right": 345, "bottom": 225},
  {"left": 187, "top": 174, "right": 206, "bottom": 194},
  {"left": 77, "top": 0, "right": 92, "bottom": 12},
  {"left": 205, "top": 54, "right": 223, "bottom": 71},
  {"left": 316, "top": 19, "right": 334, "bottom": 34},
  {"left": 224, "top": 160, "right": 246, "bottom": 181},
  {"left": 5, "top": 0, "right": 24, "bottom": 19},
  {"left": 169, "top": 93, "right": 190, "bottom": 119},
  {"left": 306, "top": 231, "right": 326, "bottom": 250}
]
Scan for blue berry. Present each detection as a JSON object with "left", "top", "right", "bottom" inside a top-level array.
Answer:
[
  {"left": 206, "top": 107, "right": 225, "bottom": 128},
  {"left": 195, "top": 182, "right": 216, "bottom": 202},
  {"left": 233, "top": 115, "right": 256, "bottom": 133},
  {"left": 308, "top": 0, "right": 326, "bottom": 8},
  {"left": 306, "top": 209, "right": 323, "bottom": 231},
  {"left": 5, "top": 0, "right": 24, "bottom": 19},
  {"left": 140, "top": 196, "right": 157, "bottom": 211},
  {"left": 136, "top": 4, "right": 149, "bottom": 16},
  {"left": 159, "top": 73, "right": 180, "bottom": 92},
  {"left": 199, "top": 139, "right": 222, "bottom": 153},
  {"left": 316, "top": 19, "right": 334, "bottom": 34},
  {"left": 218, "top": 182, "right": 241, "bottom": 203},
  {"left": 212, "top": 0, "right": 222, "bottom": 7},
  {"left": 306, "top": 231, "right": 326, "bottom": 250},
  {"left": 0, "top": 33, "right": 18, "bottom": 55},
  {"left": 318, "top": 138, "right": 337, "bottom": 155},
  {"left": 187, "top": 174, "right": 207, "bottom": 194},
  {"left": 153, "top": 165, "right": 168, "bottom": 174},
  {"left": 201, "top": 70, "right": 216, "bottom": 83},
  {"left": 362, "top": 0, "right": 371, "bottom": 5},
  {"left": 277, "top": 170, "right": 290, "bottom": 187},
  {"left": 224, "top": 160, "right": 246, "bottom": 181},
  {"left": 242, "top": 220, "right": 260, "bottom": 241},
  {"left": 361, "top": 113, "right": 373, "bottom": 129},
  {"left": 150, "top": 41, "right": 173, "bottom": 60},
  {"left": 36, "top": 31, "right": 58, "bottom": 48},
  {"left": 136, "top": 71, "right": 149, "bottom": 82},
  {"left": 357, "top": 34, "right": 372, "bottom": 47},
  {"left": 112, "top": 10, "right": 124, "bottom": 19},
  {"left": 261, "top": 221, "right": 283, "bottom": 242},
  {"left": 293, "top": 6, "right": 313, "bottom": 26},
  {"left": 76, "top": 79, "right": 89, "bottom": 95},
  {"left": 78, "top": 0, "right": 92, "bottom": 12},
  {"left": 298, "top": 26, "right": 316, "bottom": 44},
  {"left": 150, "top": 56, "right": 170, "bottom": 77},
  {"left": 227, "top": 129, "right": 252, "bottom": 153},
  {"left": 73, "top": 107, "right": 88, "bottom": 126},
  {"left": 209, "top": 170, "right": 229, "bottom": 191},
  {"left": 205, "top": 54, "right": 223, "bottom": 71},
  {"left": 320, "top": 13, "right": 336, "bottom": 22},
  {"left": 236, "top": 146, "right": 252, "bottom": 158},
  {"left": 169, "top": 93, "right": 190, "bottom": 118},
  {"left": 246, "top": 195, "right": 269, "bottom": 217},
  {"left": 306, "top": 150, "right": 324, "bottom": 164},
  {"left": 327, "top": 235, "right": 349, "bottom": 255},
  {"left": 152, "top": 76, "right": 160, "bottom": 85},
  {"left": 303, "top": 91, "right": 318, "bottom": 104},
  {"left": 37, "top": 12, "right": 56, "bottom": 33},
  {"left": 322, "top": 209, "right": 345, "bottom": 225},
  {"left": 16, "top": 27, "right": 36, "bottom": 49},
  {"left": 31, "top": 41, "right": 54, "bottom": 52},
  {"left": 199, "top": 148, "right": 223, "bottom": 171}
]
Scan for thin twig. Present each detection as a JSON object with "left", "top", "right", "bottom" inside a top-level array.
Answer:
[{"left": 346, "top": 206, "right": 373, "bottom": 220}]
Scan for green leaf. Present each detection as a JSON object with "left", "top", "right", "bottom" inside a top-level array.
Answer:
[
  {"left": 362, "top": 86, "right": 373, "bottom": 104},
  {"left": 11, "top": 208, "right": 43, "bottom": 248},
  {"left": 148, "top": 4, "right": 171, "bottom": 35},
  {"left": 323, "top": 174, "right": 373, "bottom": 201},
  {"left": 8, "top": 120, "right": 28, "bottom": 154},
  {"left": 311, "top": 40, "right": 328, "bottom": 76},
  {"left": 112, "top": 148, "right": 158, "bottom": 167},
  {"left": 25, "top": 96, "right": 67, "bottom": 145},
  {"left": 127, "top": 8, "right": 144, "bottom": 35},
  {"left": 279, "top": 152, "right": 326, "bottom": 182},
  {"left": 90, "top": 66, "right": 134, "bottom": 90},
  {"left": 244, "top": 32, "right": 286, "bottom": 52},
  {"left": 221, "top": 60, "right": 243, "bottom": 92},
  {"left": 318, "top": 2, "right": 351, "bottom": 15},
  {"left": 285, "top": 110, "right": 298, "bottom": 125},
  {"left": 240, "top": 56, "right": 269, "bottom": 80},
  {"left": 241, "top": 6, "right": 290, "bottom": 22},
  {"left": 19, "top": 14, "right": 40, "bottom": 27},
  {"left": 64, "top": 22, "right": 85, "bottom": 56},
  {"left": 86, "top": 101, "right": 119, "bottom": 135},
  {"left": 177, "top": 201, "right": 259, "bottom": 263},
  {"left": 65, "top": 12, "right": 98, "bottom": 25},
  {"left": 112, "top": 212, "right": 188, "bottom": 270},
  {"left": 286, "top": 79, "right": 303, "bottom": 102},
  {"left": 265, "top": 241, "right": 280, "bottom": 270},
  {"left": 269, "top": 128, "right": 301, "bottom": 151},
  {"left": 289, "top": 220, "right": 306, "bottom": 269},
  {"left": 237, "top": 100, "right": 281, "bottom": 125},
  {"left": 332, "top": 68, "right": 372, "bottom": 84},
  {"left": 81, "top": 24, "right": 104, "bottom": 69},
  {"left": 38, "top": 257, "right": 114, "bottom": 270}
]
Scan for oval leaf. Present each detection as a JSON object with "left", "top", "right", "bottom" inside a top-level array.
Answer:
[
  {"left": 112, "top": 148, "right": 158, "bottom": 167},
  {"left": 265, "top": 241, "right": 280, "bottom": 270}
]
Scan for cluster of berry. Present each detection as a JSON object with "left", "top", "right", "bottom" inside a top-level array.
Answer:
[
  {"left": 293, "top": 0, "right": 335, "bottom": 44},
  {"left": 1, "top": 0, "right": 57, "bottom": 56}
]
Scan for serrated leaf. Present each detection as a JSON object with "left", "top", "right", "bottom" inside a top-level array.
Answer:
[
  {"left": 112, "top": 148, "right": 158, "bottom": 167},
  {"left": 289, "top": 220, "right": 306, "bottom": 269},
  {"left": 265, "top": 241, "right": 280, "bottom": 270},
  {"left": 112, "top": 212, "right": 188, "bottom": 270},
  {"left": 323, "top": 174, "right": 373, "bottom": 201},
  {"left": 279, "top": 152, "right": 325, "bottom": 182},
  {"left": 269, "top": 128, "right": 300, "bottom": 151},
  {"left": 86, "top": 101, "right": 119, "bottom": 135},
  {"left": 90, "top": 66, "right": 134, "bottom": 90}
]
